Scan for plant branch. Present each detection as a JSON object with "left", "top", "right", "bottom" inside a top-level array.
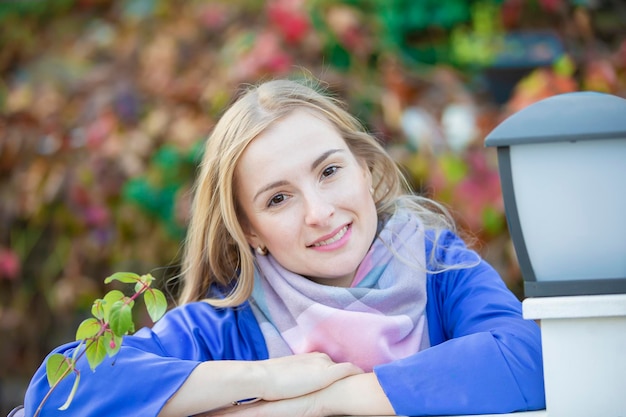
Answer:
[{"left": 34, "top": 276, "right": 155, "bottom": 417}]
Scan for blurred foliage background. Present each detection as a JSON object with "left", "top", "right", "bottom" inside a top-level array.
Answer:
[{"left": 1, "top": 0, "right": 625, "bottom": 412}]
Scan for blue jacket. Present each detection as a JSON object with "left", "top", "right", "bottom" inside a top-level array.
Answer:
[{"left": 24, "top": 231, "right": 545, "bottom": 416}]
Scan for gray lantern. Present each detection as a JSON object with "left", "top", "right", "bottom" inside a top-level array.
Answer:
[{"left": 485, "top": 91, "right": 626, "bottom": 297}]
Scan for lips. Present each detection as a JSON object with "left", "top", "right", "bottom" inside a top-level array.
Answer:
[{"left": 308, "top": 224, "right": 350, "bottom": 248}]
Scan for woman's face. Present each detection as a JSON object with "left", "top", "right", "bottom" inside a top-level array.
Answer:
[{"left": 235, "top": 109, "right": 378, "bottom": 287}]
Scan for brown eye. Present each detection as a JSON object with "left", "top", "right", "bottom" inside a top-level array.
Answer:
[
  {"left": 321, "top": 166, "right": 338, "bottom": 178},
  {"left": 269, "top": 194, "right": 286, "bottom": 207}
]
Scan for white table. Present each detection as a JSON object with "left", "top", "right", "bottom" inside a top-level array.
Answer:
[
  {"left": 348, "top": 412, "right": 547, "bottom": 417},
  {"left": 441, "top": 412, "right": 547, "bottom": 417}
]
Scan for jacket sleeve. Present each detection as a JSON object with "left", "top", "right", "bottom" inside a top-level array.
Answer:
[
  {"left": 23, "top": 301, "right": 267, "bottom": 417},
  {"left": 374, "top": 230, "right": 545, "bottom": 416}
]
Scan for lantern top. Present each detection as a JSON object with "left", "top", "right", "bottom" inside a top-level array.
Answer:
[{"left": 485, "top": 92, "right": 626, "bottom": 147}]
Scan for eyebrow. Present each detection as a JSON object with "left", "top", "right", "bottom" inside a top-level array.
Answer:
[
  {"left": 253, "top": 180, "right": 289, "bottom": 203},
  {"left": 252, "top": 149, "right": 345, "bottom": 203},
  {"left": 311, "top": 149, "right": 344, "bottom": 171}
]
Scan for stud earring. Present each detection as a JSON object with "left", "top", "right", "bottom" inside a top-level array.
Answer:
[
  {"left": 256, "top": 246, "right": 268, "bottom": 256},
  {"left": 369, "top": 186, "right": 375, "bottom": 195}
]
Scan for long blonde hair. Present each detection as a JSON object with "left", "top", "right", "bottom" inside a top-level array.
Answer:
[{"left": 179, "top": 78, "right": 456, "bottom": 306}]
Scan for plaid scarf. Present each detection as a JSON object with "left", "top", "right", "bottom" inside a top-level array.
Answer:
[{"left": 250, "top": 210, "right": 430, "bottom": 372}]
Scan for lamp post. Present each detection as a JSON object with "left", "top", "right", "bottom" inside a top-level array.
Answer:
[{"left": 485, "top": 91, "right": 626, "bottom": 417}]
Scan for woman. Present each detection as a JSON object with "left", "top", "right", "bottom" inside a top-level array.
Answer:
[{"left": 24, "top": 79, "right": 545, "bottom": 417}]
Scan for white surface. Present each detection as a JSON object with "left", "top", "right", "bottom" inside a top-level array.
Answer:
[
  {"left": 523, "top": 296, "right": 626, "bottom": 417},
  {"left": 349, "top": 412, "right": 547, "bottom": 417},
  {"left": 510, "top": 138, "right": 626, "bottom": 282},
  {"left": 523, "top": 293, "right": 626, "bottom": 319},
  {"left": 438, "top": 412, "right": 547, "bottom": 417}
]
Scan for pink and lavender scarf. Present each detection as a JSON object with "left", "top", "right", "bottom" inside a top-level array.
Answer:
[{"left": 250, "top": 210, "right": 430, "bottom": 372}]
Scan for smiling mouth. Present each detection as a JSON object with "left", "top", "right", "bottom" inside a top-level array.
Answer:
[{"left": 309, "top": 224, "right": 350, "bottom": 248}]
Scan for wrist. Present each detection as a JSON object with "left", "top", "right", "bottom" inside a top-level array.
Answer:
[
  {"left": 315, "top": 380, "right": 341, "bottom": 416},
  {"left": 318, "top": 373, "right": 395, "bottom": 416},
  {"left": 243, "top": 360, "right": 268, "bottom": 400}
]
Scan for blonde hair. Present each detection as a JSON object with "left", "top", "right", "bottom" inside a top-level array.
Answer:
[{"left": 179, "top": 78, "right": 456, "bottom": 306}]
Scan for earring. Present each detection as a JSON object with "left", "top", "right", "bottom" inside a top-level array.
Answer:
[
  {"left": 369, "top": 186, "right": 375, "bottom": 195},
  {"left": 256, "top": 246, "right": 268, "bottom": 256}
]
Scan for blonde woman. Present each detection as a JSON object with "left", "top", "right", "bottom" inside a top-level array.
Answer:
[{"left": 24, "top": 79, "right": 545, "bottom": 417}]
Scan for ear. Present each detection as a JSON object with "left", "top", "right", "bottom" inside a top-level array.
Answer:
[
  {"left": 241, "top": 219, "right": 263, "bottom": 249},
  {"left": 244, "top": 232, "right": 263, "bottom": 250}
]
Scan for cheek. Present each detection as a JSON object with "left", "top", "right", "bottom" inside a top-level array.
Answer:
[
  {"left": 334, "top": 173, "right": 373, "bottom": 205},
  {"left": 254, "top": 212, "right": 301, "bottom": 245},
  {"left": 353, "top": 178, "right": 376, "bottom": 204}
]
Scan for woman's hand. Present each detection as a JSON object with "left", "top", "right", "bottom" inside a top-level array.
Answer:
[
  {"left": 201, "top": 372, "right": 395, "bottom": 417},
  {"left": 197, "top": 396, "right": 319, "bottom": 417},
  {"left": 256, "top": 352, "right": 363, "bottom": 401},
  {"left": 159, "top": 353, "right": 361, "bottom": 417}
]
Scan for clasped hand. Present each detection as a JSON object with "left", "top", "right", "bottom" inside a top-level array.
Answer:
[{"left": 202, "top": 352, "right": 362, "bottom": 417}]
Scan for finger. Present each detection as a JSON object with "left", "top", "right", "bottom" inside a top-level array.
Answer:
[{"left": 328, "top": 361, "right": 364, "bottom": 381}]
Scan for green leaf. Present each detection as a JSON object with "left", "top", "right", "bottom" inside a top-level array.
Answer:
[
  {"left": 102, "top": 290, "right": 125, "bottom": 322},
  {"left": 482, "top": 206, "right": 505, "bottom": 236},
  {"left": 134, "top": 273, "right": 155, "bottom": 294},
  {"left": 104, "top": 272, "right": 141, "bottom": 284},
  {"left": 46, "top": 353, "right": 72, "bottom": 387},
  {"left": 103, "top": 331, "right": 123, "bottom": 357},
  {"left": 85, "top": 337, "right": 107, "bottom": 371},
  {"left": 58, "top": 370, "right": 80, "bottom": 411},
  {"left": 134, "top": 281, "right": 145, "bottom": 294},
  {"left": 140, "top": 273, "right": 155, "bottom": 286},
  {"left": 439, "top": 154, "right": 468, "bottom": 185},
  {"left": 144, "top": 288, "right": 167, "bottom": 322},
  {"left": 108, "top": 300, "right": 134, "bottom": 336},
  {"left": 553, "top": 54, "right": 575, "bottom": 77},
  {"left": 75, "top": 318, "right": 101, "bottom": 341},
  {"left": 91, "top": 298, "right": 104, "bottom": 320}
]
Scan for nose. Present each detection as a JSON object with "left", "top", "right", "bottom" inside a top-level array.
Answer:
[{"left": 303, "top": 190, "right": 334, "bottom": 227}]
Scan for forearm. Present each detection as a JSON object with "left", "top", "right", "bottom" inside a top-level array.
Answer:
[
  {"left": 159, "top": 360, "right": 261, "bottom": 417},
  {"left": 159, "top": 353, "right": 364, "bottom": 417},
  {"left": 318, "top": 373, "right": 395, "bottom": 416}
]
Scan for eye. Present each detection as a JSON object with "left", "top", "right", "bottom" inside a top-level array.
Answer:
[
  {"left": 321, "top": 165, "right": 339, "bottom": 179},
  {"left": 268, "top": 193, "right": 286, "bottom": 207}
]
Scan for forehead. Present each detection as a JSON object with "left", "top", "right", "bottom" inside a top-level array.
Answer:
[{"left": 240, "top": 110, "right": 349, "bottom": 165}]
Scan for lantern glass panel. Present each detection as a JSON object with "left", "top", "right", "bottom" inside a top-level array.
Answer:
[{"left": 510, "top": 138, "right": 626, "bottom": 282}]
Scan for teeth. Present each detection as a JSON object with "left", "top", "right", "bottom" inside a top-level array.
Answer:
[{"left": 313, "top": 225, "right": 348, "bottom": 247}]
